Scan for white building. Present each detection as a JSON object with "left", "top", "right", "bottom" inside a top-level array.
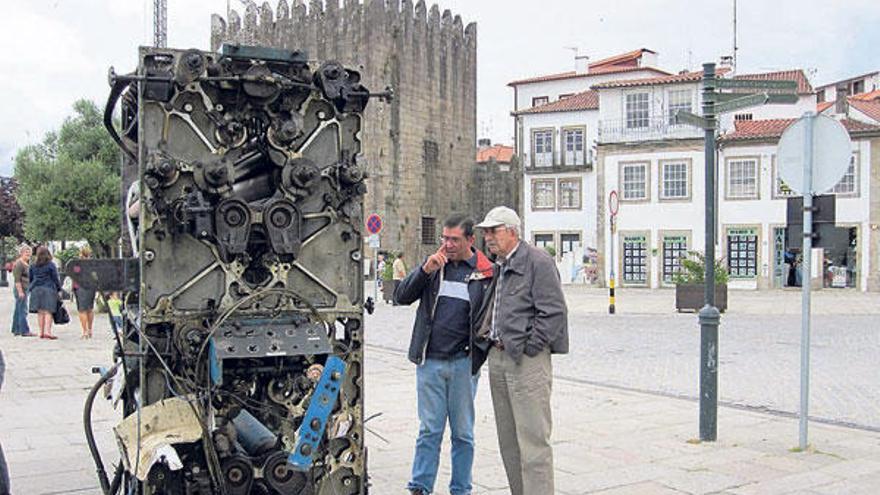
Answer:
[
  {"left": 595, "top": 68, "right": 880, "bottom": 291},
  {"left": 816, "top": 70, "right": 880, "bottom": 104},
  {"left": 509, "top": 49, "right": 669, "bottom": 283},
  {"left": 511, "top": 54, "right": 880, "bottom": 291}
]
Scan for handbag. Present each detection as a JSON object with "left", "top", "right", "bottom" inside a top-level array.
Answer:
[{"left": 53, "top": 301, "right": 70, "bottom": 325}]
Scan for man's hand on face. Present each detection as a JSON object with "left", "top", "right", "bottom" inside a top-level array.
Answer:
[{"left": 422, "top": 245, "right": 448, "bottom": 274}]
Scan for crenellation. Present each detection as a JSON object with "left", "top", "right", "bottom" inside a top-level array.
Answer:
[
  {"left": 227, "top": 10, "right": 241, "bottom": 44},
  {"left": 210, "top": 14, "right": 226, "bottom": 50},
  {"left": 259, "top": 2, "right": 274, "bottom": 44},
  {"left": 277, "top": 0, "right": 290, "bottom": 19},
  {"left": 241, "top": 2, "right": 259, "bottom": 45}
]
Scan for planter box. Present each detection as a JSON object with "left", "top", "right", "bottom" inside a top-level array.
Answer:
[
  {"left": 381, "top": 280, "right": 396, "bottom": 304},
  {"left": 675, "top": 284, "right": 727, "bottom": 313}
]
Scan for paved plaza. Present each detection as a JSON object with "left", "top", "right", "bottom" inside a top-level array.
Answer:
[{"left": 1, "top": 286, "right": 880, "bottom": 493}]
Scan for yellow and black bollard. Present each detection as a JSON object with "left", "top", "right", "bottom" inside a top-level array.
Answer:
[{"left": 609, "top": 277, "right": 615, "bottom": 314}]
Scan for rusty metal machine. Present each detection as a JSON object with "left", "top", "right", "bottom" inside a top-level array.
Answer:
[{"left": 76, "top": 44, "right": 389, "bottom": 495}]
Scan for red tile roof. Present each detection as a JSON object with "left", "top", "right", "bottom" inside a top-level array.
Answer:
[
  {"left": 733, "top": 70, "right": 813, "bottom": 95},
  {"left": 516, "top": 90, "right": 598, "bottom": 115},
  {"left": 590, "top": 48, "right": 657, "bottom": 69},
  {"left": 590, "top": 68, "right": 730, "bottom": 90},
  {"left": 817, "top": 101, "right": 834, "bottom": 113},
  {"left": 720, "top": 118, "right": 880, "bottom": 142},
  {"left": 721, "top": 118, "right": 797, "bottom": 141},
  {"left": 849, "top": 99, "right": 880, "bottom": 122},
  {"left": 476, "top": 145, "right": 515, "bottom": 163},
  {"left": 507, "top": 48, "right": 668, "bottom": 86},
  {"left": 851, "top": 90, "right": 880, "bottom": 101}
]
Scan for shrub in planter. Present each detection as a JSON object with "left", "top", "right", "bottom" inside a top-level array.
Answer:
[
  {"left": 673, "top": 251, "right": 729, "bottom": 313},
  {"left": 380, "top": 254, "right": 397, "bottom": 303}
]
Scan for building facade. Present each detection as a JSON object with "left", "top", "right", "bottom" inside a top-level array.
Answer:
[
  {"left": 511, "top": 49, "right": 668, "bottom": 284},
  {"left": 513, "top": 53, "right": 880, "bottom": 291}
]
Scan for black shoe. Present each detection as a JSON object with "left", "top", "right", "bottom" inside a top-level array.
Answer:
[{"left": 409, "top": 490, "right": 428, "bottom": 495}]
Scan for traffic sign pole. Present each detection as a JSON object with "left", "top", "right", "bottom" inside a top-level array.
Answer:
[
  {"left": 799, "top": 113, "right": 815, "bottom": 451},
  {"left": 608, "top": 191, "right": 619, "bottom": 314},
  {"left": 699, "top": 63, "right": 721, "bottom": 442}
]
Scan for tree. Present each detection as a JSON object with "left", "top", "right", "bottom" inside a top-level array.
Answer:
[
  {"left": 14, "top": 99, "right": 121, "bottom": 257},
  {"left": 0, "top": 176, "right": 24, "bottom": 240}
]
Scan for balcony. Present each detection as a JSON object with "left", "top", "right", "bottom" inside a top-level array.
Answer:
[{"left": 598, "top": 116, "right": 703, "bottom": 144}]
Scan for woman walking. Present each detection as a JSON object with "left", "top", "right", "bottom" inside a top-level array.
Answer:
[
  {"left": 28, "top": 246, "right": 62, "bottom": 340},
  {"left": 73, "top": 246, "right": 96, "bottom": 339}
]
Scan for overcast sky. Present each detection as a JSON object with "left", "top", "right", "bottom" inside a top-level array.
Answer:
[{"left": 1, "top": 0, "right": 878, "bottom": 176}]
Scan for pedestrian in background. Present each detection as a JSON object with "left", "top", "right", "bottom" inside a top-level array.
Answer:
[
  {"left": 73, "top": 246, "right": 96, "bottom": 339},
  {"left": 476, "top": 206, "right": 569, "bottom": 495},
  {"left": 392, "top": 252, "right": 406, "bottom": 306},
  {"left": 107, "top": 292, "right": 123, "bottom": 334},
  {"left": 11, "top": 244, "right": 34, "bottom": 337},
  {"left": 0, "top": 350, "right": 10, "bottom": 495},
  {"left": 28, "top": 246, "right": 62, "bottom": 340}
]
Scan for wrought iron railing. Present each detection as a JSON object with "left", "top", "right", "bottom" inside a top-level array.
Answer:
[{"left": 598, "top": 116, "right": 703, "bottom": 143}]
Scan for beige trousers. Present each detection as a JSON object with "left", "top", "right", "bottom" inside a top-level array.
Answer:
[{"left": 488, "top": 347, "right": 554, "bottom": 495}]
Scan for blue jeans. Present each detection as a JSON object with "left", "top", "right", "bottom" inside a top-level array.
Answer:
[
  {"left": 408, "top": 355, "right": 479, "bottom": 495},
  {"left": 11, "top": 287, "right": 29, "bottom": 335}
]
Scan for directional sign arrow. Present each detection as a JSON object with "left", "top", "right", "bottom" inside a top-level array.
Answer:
[
  {"left": 714, "top": 93, "right": 770, "bottom": 114},
  {"left": 674, "top": 110, "right": 710, "bottom": 129},
  {"left": 716, "top": 79, "right": 798, "bottom": 91},
  {"left": 765, "top": 93, "right": 800, "bottom": 105}
]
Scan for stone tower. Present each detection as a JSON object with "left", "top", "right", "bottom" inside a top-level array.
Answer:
[{"left": 211, "top": 0, "right": 477, "bottom": 267}]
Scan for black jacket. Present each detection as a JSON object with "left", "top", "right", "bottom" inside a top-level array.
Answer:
[{"left": 394, "top": 249, "right": 495, "bottom": 374}]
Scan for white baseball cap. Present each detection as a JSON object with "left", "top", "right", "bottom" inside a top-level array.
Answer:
[{"left": 476, "top": 206, "right": 521, "bottom": 229}]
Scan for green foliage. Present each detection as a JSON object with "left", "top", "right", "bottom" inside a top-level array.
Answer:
[
  {"left": 14, "top": 99, "right": 120, "bottom": 257},
  {"left": 671, "top": 251, "right": 729, "bottom": 286},
  {"left": 55, "top": 246, "right": 81, "bottom": 272},
  {"left": 543, "top": 244, "right": 556, "bottom": 257},
  {"left": 381, "top": 254, "right": 395, "bottom": 281},
  {"left": 1, "top": 236, "right": 19, "bottom": 262}
]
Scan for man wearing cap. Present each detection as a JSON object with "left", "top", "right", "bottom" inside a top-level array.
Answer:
[
  {"left": 394, "top": 213, "right": 495, "bottom": 495},
  {"left": 475, "top": 206, "right": 568, "bottom": 495}
]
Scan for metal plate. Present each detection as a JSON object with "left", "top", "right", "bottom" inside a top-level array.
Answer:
[
  {"left": 777, "top": 114, "right": 852, "bottom": 194},
  {"left": 212, "top": 322, "right": 332, "bottom": 359}
]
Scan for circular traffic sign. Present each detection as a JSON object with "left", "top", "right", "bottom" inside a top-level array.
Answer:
[
  {"left": 608, "top": 190, "right": 619, "bottom": 216},
  {"left": 777, "top": 114, "right": 852, "bottom": 194},
  {"left": 366, "top": 213, "right": 383, "bottom": 235}
]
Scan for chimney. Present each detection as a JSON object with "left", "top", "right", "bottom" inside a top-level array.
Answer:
[
  {"left": 478, "top": 138, "right": 492, "bottom": 149},
  {"left": 575, "top": 55, "right": 590, "bottom": 75},
  {"left": 835, "top": 85, "right": 848, "bottom": 114}
]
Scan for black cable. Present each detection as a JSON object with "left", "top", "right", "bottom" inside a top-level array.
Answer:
[
  {"left": 84, "top": 363, "right": 120, "bottom": 495},
  {"left": 103, "top": 77, "right": 137, "bottom": 162}
]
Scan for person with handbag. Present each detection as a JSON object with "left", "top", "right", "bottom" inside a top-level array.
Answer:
[{"left": 27, "top": 246, "right": 63, "bottom": 340}]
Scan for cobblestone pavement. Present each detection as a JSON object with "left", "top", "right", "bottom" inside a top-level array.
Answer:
[
  {"left": 368, "top": 284, "right": 880, "bottom": 430},
  {"left": 2, "top": 287, "right": 880, "bottom": 494}
]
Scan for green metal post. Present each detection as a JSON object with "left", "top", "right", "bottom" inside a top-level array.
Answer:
[{"left": 699, "top": 63, "right": 721, "bottom": 441}]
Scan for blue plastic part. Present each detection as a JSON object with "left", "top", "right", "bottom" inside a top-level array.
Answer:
[
  {"left": 233, "top": 409, "right": 278, "bottom": 455},
  {"left": 208, "top": 339, "right": 222, "bottom": 386},
  {"left": 288, "top": 356, "right": 346, "bottom": 470}
]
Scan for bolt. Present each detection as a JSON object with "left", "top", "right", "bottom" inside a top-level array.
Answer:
[
  {"left": 310, "top": 418, "right": 321, "bottom": 431},
  {"left": 300, "top": 443, "right": 312, "bottom": 456},
  {"left": 144, "top": 250, "right": 155, "bottom": 262}
]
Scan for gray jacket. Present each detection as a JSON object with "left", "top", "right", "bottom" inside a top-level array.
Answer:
[{"left": 491, "top": 242, "right": 568, "bottom": 361}]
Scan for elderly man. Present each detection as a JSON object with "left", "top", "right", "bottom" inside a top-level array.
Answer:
[
  {"left": 11, "top": 245, "right": 34, "bottom": 337},
  {"left": 476, "top": 206, "right": 568, "bottom": 495},
  {"left": 395, "top": 213, "right": 494, "bottom": 495}
]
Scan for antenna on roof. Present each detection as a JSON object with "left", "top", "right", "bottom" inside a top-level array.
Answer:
[{"left": 732, "top": 0, "right": 738, "bottom": 73}]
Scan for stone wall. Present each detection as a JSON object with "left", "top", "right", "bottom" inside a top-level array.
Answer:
[
  {"left": 472, "top": 157, "right": 521, "bottom": 225},
  {"left": 211, "top": 0, "right": 477, "bottom": 266}
]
